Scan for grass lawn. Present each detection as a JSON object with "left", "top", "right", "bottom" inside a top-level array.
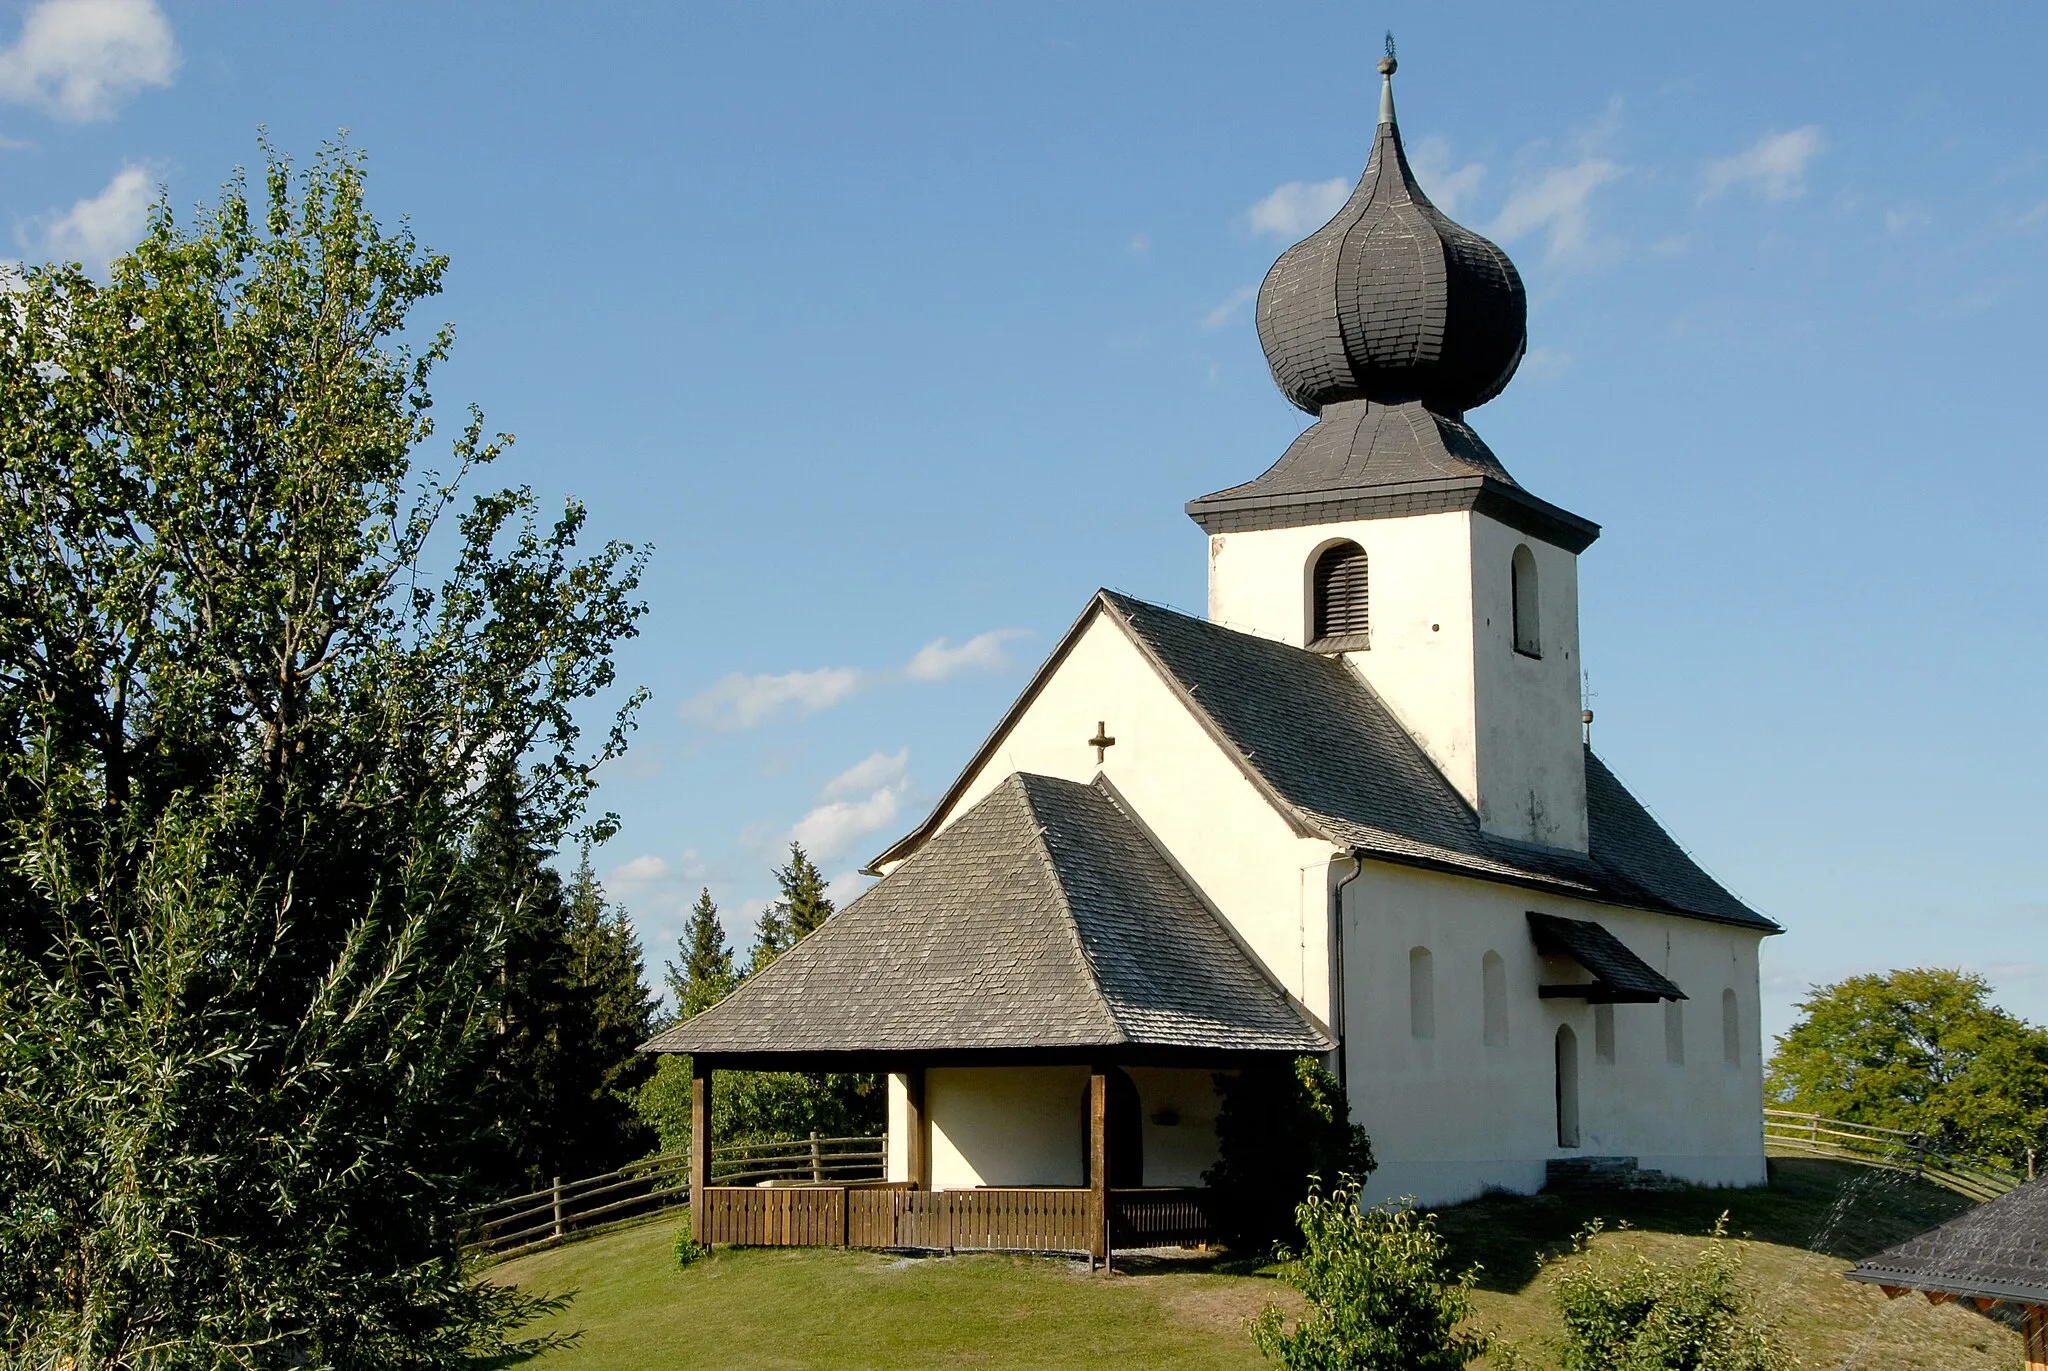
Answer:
[{"left": 490, "top": 1159, "right": 2026, "bottom": 1370}]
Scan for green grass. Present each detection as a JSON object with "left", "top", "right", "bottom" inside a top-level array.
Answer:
[{"left": 489, "top": 1159, "right": 2027, "bottom": 1371}]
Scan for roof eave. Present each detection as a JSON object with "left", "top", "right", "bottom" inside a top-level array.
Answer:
[{"left": 1186, "top": 474, "right": 1600, "bottom": 554}]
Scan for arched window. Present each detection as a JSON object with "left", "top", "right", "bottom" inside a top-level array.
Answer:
[
  {"left": 1722, "top": 988, "right": 1741, "bottom": 1066},
  {"left": 1555, "top": 1024, "right": 1581, "bottom": 1148},
  {"left": 1594, "top": 1003, "right": 1616, "bottom": 1064},
  {"left": 1481, "top": 951, "right": 1507, "bottom": 1049},
  {"left": 1664, "top": 998, "right": 1685, "bottom": 1066},
  {"left": 1408, "top": 947, "right": 1435, "bottom": 1040},
  {"left": 1511, "top": 544, "right": 1541, "bottom": 657},
  {"left": 1312, "top": 541, "right": 1370, "bottom": 646}
]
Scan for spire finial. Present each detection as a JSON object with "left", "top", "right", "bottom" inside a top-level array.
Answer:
[{"left": 1377, "top": 32, "right": 1398, "bottom": 125}]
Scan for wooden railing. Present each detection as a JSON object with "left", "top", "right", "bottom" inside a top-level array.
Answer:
[
  {"left": 465, "top": 1134, "right": 885, "bottom": 1257},
  {"left": 1763, "top": 1108, "right": 2026, "bottom": 1203},
  {"left": 696, "top": 1183, "right": 1212, "bottom": 1257}
]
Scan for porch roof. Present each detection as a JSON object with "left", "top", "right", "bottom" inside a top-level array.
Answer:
[
  {"left": 1847, "top": 1174, "right": 2048, "bottom": 1307},
  {"left": 643, "top": 772, "right": 1328, "bottom": 1061}
]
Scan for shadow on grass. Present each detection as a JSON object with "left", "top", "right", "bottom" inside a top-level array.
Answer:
[{"left": 1432, "top": 1157, "right": 1978, "bottom": 1295}]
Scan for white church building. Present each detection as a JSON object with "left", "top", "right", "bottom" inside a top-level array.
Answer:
[{"left": 651, "top": 55, "right": 1778, "bottom": 1256}]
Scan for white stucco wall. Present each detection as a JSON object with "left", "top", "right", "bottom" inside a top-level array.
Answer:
[
  {"left": 1126, "top": 1066, "right": 1225, "bottom": 1187},
  {"left": 901, "top": 611, "right": 1340, "bottom": 1025},
  {"left": 1205, "top": 511, "right": 1587, "bottom": 851},
  {"left": 1340, "top": 861, "right": 1767, "bottom": 1208},
  {"left": 926, "top": 1066, "right": 1090, "bottom": 1189}
]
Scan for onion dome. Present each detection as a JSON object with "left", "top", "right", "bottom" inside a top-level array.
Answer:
[{"left": 1256, "top": 55, "right": 1526, "bottom": 417}]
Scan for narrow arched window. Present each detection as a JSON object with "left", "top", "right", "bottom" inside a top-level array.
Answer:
[
  {"left": 1722, "top": 988, "right": 1741, "bottom": 1066},
  {"left": 1664, "top": 998, "right": 1685, "bottom": 1066},
  {"left": 1312, "top": 541, "right": 1370, "bottom": 647},
  {"left": 1481, "top": 951, "right": 1507, "bottom": 1049},
  {"left": 1555, "top": 1024, "right": 1581, "bottom": 1148},
  {"left": 1511, "top": 544, "right": 1541, "bottom": 657},
  {"left": 1408, "top": 947, "right": 1435, "bottom": 1040},
  {"left": 1594, "top": 1003, "right": 1616, "bottom": 1064}
]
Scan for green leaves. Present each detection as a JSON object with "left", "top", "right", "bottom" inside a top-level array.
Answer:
[
  {"left": 1765, "top": 968, "right": 2048, "bottom": 1168},
  {"left": 1549, "top": 1218, "right": 1785, "bottom": 1371},
  {"left": 1251, "top": 1187, "right": 1486, "bottom": 1371}
]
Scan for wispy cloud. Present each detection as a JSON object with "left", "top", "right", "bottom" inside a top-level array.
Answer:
[
  {"left": 0, "top": 0, "right": 178, "bottom": 122},
  {"left": 904, "top": 629, "right": 1028, "bottom": 682},
  {"left": 1699, "top": 126, "right": 1827, "bottom": 204},
  {"left": 682, "top": 628, "right": 1029, "bottom": 730},
  {"left": 1491, "top": 159, "right": 1624, "bottom": 261},
  {"left": 1409, "top": 136, "right": 1486, "bottom": 217},
  {"left": 680, "top": 665, "right": 863, "bottom": 731},
  {"left": 1201, "top": 284, "right": 1257, "bottom": 331},
  {"left": 1247, "top": 177, "right": 1348, "bottom": 239},
  {"left": 32, "top": 161, "right": 153, "bottom": 271},
  {"left": 822, "top": 748, "right": 907, "bottom": 800}
]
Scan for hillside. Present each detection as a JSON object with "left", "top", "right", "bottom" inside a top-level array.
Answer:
[{"left": 489, "top": 1159, "right": 2023, "bottom": 1370}]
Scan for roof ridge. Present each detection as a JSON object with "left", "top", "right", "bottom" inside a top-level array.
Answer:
[{"left": 1012, "top": 773, "right": 1136, "bottom": 1046}]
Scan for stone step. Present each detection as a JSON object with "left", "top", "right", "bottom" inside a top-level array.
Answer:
[{"left": 1544, "top": 1156, "right": 1686, "bottom": 1194}]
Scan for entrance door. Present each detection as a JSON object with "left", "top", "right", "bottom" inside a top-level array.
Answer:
[
  {"left": 1555, "top": 1024, "right": 1581, "bottom": 1148},
  {"left": 1108, "top": 1068, "right": 1145, "bottom": 1186}
]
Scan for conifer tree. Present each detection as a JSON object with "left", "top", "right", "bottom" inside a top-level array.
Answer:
[
  {"left": 667, "top": 887, "right": 736, "bottom": 1021},
  {"left": 751, "top": 842, "right": 834, "bottom": 971},
  {"left": 564, "top": 850, "right": 657, "bottom": 1142}
]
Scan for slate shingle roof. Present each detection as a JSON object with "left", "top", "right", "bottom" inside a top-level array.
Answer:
[
  {"left": 644, "top": 772, "right": 1328, "bottom": 1059},
  {"left": 872, "top": 593, "right": 1774, "bottom": 934},
  {"left": 1256, "top": 74, "right": 1525, "bottom": 417},
  {"left": 1848, "top": 1176, "right": 2048, "bottom": 1306},
  {"left": 1527, "top": 913, "right": 1686, "bottom": 1002}
]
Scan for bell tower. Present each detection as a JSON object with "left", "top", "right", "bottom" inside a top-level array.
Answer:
[{"left": 1188, "top": 49, "right": 1599, "bottom": 853}]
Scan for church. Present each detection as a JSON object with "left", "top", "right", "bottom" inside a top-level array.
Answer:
[{"left": 649, "top": 54, "right": 1779, "bottom": 1254}]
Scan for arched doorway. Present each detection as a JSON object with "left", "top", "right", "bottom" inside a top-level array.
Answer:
[
  {"left": 1555, "top": 1024, "right": 1581, "bottom": 1149},
  {"left": 1107, "top": 1068, "right": 1144, "bottom": 1186}
]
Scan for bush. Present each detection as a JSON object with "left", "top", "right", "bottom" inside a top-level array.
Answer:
[
  {"left": 1205, "top": 1057, "right": 1376, "bottom": 1253},
  {"left": 1250, "top": 1184, "right": 1487, "bottom": 1371},
  {"left": 1550, "top": 1217, "right": 1786, "bottom": 1371},
  {"left": 673, "top": 1227, "right": 706, "bottom": 1269}
]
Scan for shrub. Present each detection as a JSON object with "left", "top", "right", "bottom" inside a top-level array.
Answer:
[
  {"left": 1205, "top": 1057, "right": 1376, "bottom": 1253},
  {"left": 673, "top": 1227, "right": 707, "bottom": 1269},
  {"left": 1250, "top": 1185, "right": 1487, "bottom": 1371},
  {"left": 1550, "top": 1217, "right": 1787, "bottom": 1371}
]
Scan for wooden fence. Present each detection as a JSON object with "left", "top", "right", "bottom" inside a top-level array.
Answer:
[
  {"left": 465, "top": 1134, "right": 885, "bottom": 1257},
  {"left": 1763, "top": 1108, "right": 2026, "bottom": 1203},
  {"left": 696, "top": 1184, "right": 1211, "bottom": 1257}
]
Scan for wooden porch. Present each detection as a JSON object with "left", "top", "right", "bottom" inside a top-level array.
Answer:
[{"left": 686, "top": 1059, "right": 1217, "bottom": 1263}]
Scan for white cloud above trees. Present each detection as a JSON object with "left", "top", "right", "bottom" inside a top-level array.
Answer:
[
  {"left": 34, "top": 161, "right": 152, "bottom": 270},
  {"left": 681, "top": 630, "right": 1027, "bottom": 730},
  {"left": 0, "top": 0, "right": 178, "bottom": 122},
  {"left": 1699, "top": 126, "right": 1827, "bottom": 204}
]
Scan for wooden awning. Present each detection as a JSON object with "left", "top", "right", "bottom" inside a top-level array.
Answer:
[{"left": 1527, "top": 912, "right": 1685, "bottom": 1004}]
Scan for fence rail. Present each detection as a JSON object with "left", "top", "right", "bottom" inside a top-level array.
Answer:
[
  {"left": 1763, "top": 1108, "right": 2025, "bottom": 1203},
  {"left": 465, "top": 1134, "right": 885, "bottom": 1257}
]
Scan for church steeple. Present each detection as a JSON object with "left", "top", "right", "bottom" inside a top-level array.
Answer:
[
  {"left": 1256, "top": 48, "right": 1526, "bottom": 419},
  {"left": 1193, "top": 48, "right": 1599, "bottom": 854}
]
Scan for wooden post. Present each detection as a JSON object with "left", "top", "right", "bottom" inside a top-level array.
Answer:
[
  {"left": 2025, "top": 1304, "right": 2048, "bottom": 1371},
  {"left": 689, "top": 1059, "right": 713, "bottom": 1246},
  {"left": 810, "top": 1131, "right": 823, "bottom": 1184},
  {"left": 1089, "top": 1067, "right": 1109, "bottom": 1268},
  {"left": 551, "top": 1176, "right": 563, "bottom": 1239},
  {"left": 904, "top": 1067, "right": 928, "bottom": 1190}
]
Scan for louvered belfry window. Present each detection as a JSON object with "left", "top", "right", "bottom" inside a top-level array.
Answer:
[{"left": 1312, "top": 541, "right": 1370, "bottom": 643}]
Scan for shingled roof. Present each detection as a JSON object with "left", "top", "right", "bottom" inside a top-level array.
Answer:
[
  {"left": 645, "top": 771, "right": 1328, "bottom": 1060},
  {"left": 873, "top": 592, "right": 1775, "bottom": 933},
  {"left": 1848, "top": 1176, "right": 2048, "bottom": 1307}
]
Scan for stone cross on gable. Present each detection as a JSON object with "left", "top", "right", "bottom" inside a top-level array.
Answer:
[{"left": 1088, "top": 721, "right": 1116, "bottom": 764}]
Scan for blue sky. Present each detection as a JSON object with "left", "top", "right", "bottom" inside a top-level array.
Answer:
[{"left": 5, "top": 2, "right": 2045, "bottom": 1047}]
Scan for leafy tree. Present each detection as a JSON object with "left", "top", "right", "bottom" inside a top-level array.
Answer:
[
  {"left": 668, "top": 886, "right": 737, "bottom": 1021},
  {"left": 1549, "top": 1217, "right": 1785, "bottom": 1371},
  {"left": 1207, "top": 1056, "right": 1377, "bottom": 1254},
  {"left": 0, "top": 140, "right": 646, "bottom": 1365},
  {"left": 1766, "top": 967, "right": 2048, "bottom": 1168},
  {"left": 1250, "top": 1185, "right": 1486, "bottom": 1371}
]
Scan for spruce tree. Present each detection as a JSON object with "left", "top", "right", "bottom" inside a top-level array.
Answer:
[
  {"left": 564, "top": 850, "right": 658, "bottom": 1156},
  {"left": 751, "top": 842, "right": 834, "bottom": 972},
  {"left": 667, "top": 887, "right": 736, "bottom": 1021}
]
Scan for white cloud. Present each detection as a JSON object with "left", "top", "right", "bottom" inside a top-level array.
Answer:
[
  {"left": 35, "top": 161, "right": 152, "bottom": 271},
  {"left": 1127, "top": 232, "right": 1149, "bottom": 256},
  {"left": 825, "top": 868, "right": 874, "bottom": 910},
  {"left": 1490, "top": 159, "right": 1623, "bottom": 261},
  {"left": 1519, "top": 346, "right": 1573, "bottom": 381},
  {"left": 1201, "top": 284, "right": 1257, "bottom": 331},
  {"left": 903, "top": 628, "right": 1027, "bottom": 682},
  {"left": 0, "top": 0, "right": 178, "bottom": 122},
  {"left": 680, "top": 665, "right": 863, "bottom": 730},
  {"left": 791, "top": 785, "right": 905, "bottom": 863},
  {"left": 1247, "top": 177, "right": 1348, "bottom": 239},
  {"left": 1884, "top": 206, "right": 1930, "bottom": 235},
  {"left": 610, "top": 854, "right": 671, "bottom": 884},
  {"left": 1699, "top": 126, "right": 1827, "bottom": 204},
  {"left": 822, "top": 748, "right": 908, "bottom": 800},
  {"left": 1408, "top": 136, "right": 1486, "bottom": 217}
]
